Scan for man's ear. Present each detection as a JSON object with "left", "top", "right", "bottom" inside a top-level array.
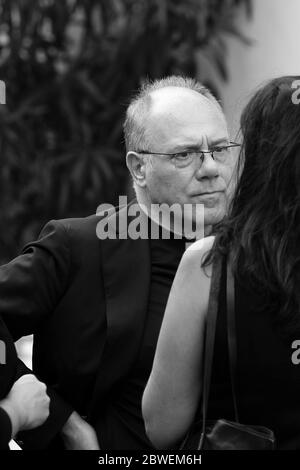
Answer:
[{"left": 126, "top": 151, "right": 147, "bottom": 188}]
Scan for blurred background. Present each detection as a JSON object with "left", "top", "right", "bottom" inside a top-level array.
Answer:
[{"left": 0, "top": 0, "right": 299, "bottom": 367}]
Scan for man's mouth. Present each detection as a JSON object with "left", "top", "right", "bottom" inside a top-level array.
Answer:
[{"left": 191, "top": 190, "right": 224, "bottom": 197}]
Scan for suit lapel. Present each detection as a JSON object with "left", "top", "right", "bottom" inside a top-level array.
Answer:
[{"left": 89, "top": 203, "right": 151, "bottom": 415}]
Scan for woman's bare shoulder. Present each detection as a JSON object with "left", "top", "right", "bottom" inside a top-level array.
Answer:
[
  {"left": 185, "top": 235, "right": 215, "bottom": 255},
  {"left": 178, "top": 235, "right": 215, "bottom": 279}
]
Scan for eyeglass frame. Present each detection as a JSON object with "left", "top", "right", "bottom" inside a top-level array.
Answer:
[{"left": 135, "top": 141, "right": 241, "bottom": 165}]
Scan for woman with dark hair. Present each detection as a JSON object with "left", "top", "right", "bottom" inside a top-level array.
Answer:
[{"left": 142, "top": 76, "right": 300, "bottom": 449}]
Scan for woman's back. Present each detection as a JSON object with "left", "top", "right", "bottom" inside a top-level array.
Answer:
[{"left": 208, "top": 256, "right": 300, "bottom": 449}]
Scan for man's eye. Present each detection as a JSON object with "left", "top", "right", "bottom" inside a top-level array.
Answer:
[
  {"left": 213, "top": 146, "right": 228, "bottom": 153},
  {"left": 174, "top": 152, "right": 190, "bottom": 159}
]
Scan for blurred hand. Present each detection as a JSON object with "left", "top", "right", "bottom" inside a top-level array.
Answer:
[
  {"left": 0, "top": 374, "right": 50, "bottom": 437},
  {"left": 61, "top": 411, "right": 100, "bottom": 450}
]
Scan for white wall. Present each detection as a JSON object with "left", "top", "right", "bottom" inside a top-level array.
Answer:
[{"left": 221, "top": 0, "right": 300, "bottom": 138}]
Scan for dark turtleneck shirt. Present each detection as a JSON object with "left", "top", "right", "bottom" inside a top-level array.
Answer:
[{"left": 98, "top": 232, "right": 190, "bottom": 449}]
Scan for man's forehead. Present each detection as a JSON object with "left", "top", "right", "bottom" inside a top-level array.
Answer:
[
  {"left": 141, "top": 86, "right": 227, "bottom": 149},
  {"left": 149, "top": 86, "right": 215, "bottom": 114},
  {"left": 145, "top": 86, "right": 226, "bottom": 135}
]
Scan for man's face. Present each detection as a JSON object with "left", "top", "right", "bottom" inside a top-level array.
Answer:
[{"left": 143, "top": 87, "right": 234, "bottom": 229}]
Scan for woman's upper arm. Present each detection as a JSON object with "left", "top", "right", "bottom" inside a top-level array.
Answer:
[{"left": 153, "top": 236, "right": 214, "bottom": 390}]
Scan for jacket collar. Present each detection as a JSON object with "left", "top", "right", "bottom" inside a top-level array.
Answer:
[{"left": 89, "top": 202, "right": 151, "bottom": 414}]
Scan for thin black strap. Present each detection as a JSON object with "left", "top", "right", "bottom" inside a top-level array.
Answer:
[
  {"left": 200, "top": 255, "right": 222, "bottom": 447},
  {"left": 226, "top": 254, "right": 239, "bottom": 423}
]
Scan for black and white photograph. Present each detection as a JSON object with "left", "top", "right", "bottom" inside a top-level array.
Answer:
[{"left": 0, "top": 0, "right": 300, "bottom": 462}]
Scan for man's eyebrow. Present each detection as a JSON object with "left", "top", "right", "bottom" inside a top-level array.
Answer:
[
  {"left": 171, "top": 137, "right": 229, "bottom": 152},
  {"left": 170, "top": 140, "right": 204, "bottom": 152},
  {"left": 210, "top": 137, "right": 229, "bottom": 147},
  {"left": 171, "top": 144, "right": 201, "bottom": 151}
]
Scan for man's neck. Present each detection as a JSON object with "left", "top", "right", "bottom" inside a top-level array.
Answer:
[
  {"left": 135, "top": 190, "right": 211, "bottom": 240},
  {"left": 204, "top": 225, "right": 213, "bottom": 237}
]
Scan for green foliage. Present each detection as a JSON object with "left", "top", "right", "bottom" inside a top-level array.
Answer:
[{"left": 0, "top": 0, "right": 251, "bottom": 262}]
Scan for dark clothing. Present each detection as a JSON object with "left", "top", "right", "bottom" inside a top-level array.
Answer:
[
  {"left": 0, "top": 317, "right": 18, "bottom": 400},
  {"left": 0, "top": 213, "right": 114, "bottom": 449},
  {"left": 0, "top": 315, "right": 33, "bottom": 449},
  {"left": 0, "top": 315, "right": 17, "bottom": 449},
  {"left": 0, "top": 313, "right": 71, "bottom": 450},
  {"left": 208, "top": 256, "right": 300, "bottom": 449},
  {"left": 0, "top": 408, "right": 11, "bottom": 450},
  {"left": 0, "top": 203, "right": 187, "bottom": 449},
  {"left": 98, "top": 235, "right": 186, "bottom": 449}
]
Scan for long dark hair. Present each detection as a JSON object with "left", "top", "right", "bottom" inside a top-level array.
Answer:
[{"left": 206, "top": 76, "right": 300, "bottom": 335}]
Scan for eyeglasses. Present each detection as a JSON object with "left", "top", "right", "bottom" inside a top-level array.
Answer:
[{"left": 136, "top": 142, "right": 241, "bottom": 169}]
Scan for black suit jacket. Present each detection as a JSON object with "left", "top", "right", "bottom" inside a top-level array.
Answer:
[{"left": 0, "top": 202, "right": 152, "bottom": 448}]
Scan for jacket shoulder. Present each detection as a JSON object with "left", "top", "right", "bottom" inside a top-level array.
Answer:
[{"left": 56, "top": 214, "right": 101, "bottom": 237}]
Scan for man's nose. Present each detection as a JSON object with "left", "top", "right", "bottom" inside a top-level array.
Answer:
[{"left": 195, "top": 152, "right": 219, "bottom": 180}]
